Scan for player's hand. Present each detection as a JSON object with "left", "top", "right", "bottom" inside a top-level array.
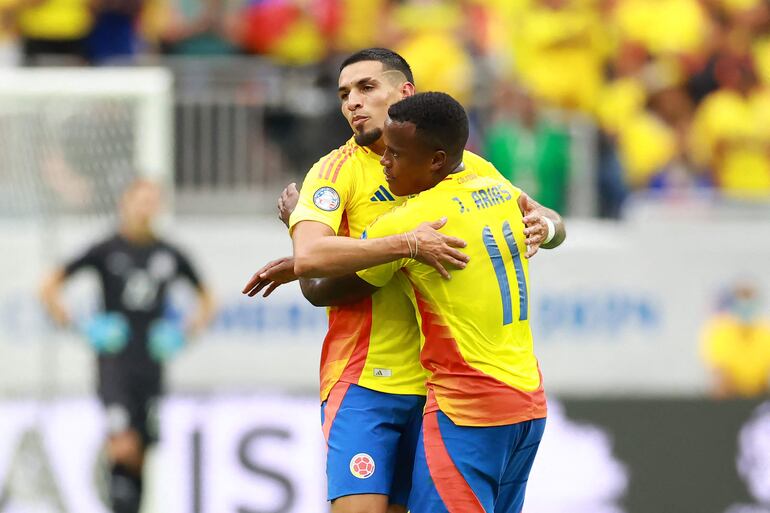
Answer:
[
  {"left": 242, "top": 257, "right": 298, "bottom": 298},
  {"left": 277, "top": 183, "right": 299, "bottom": 228},
  {"left": 82, "top": 313, "right": 130, "bottom": 354},
  {"left": 148, "top": 319, "right": 185, "bottom": 362},
  {"left": 409, "top": 218, "right": 469, "bottom": 280},
  {"left": 520, "top": 193, "right": 549, "bottom": 258}
]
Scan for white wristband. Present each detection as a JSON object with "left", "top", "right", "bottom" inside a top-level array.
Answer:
[{"left": 542, "top": 216, "right": 556, "bottom": 244}]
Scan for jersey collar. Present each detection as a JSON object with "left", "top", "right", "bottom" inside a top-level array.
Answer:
[
  {"left": 441, "top": 162, "right": 473, "bottom": 183},
  {"left": 348, "top": 137, "right": 384, "bottom": 164}
]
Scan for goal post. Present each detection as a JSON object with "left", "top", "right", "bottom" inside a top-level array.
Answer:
[{"left": 0, "top": 67, "right": 173, "bottom": 184}]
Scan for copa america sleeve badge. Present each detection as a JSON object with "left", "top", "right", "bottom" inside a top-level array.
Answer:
[{"left": 313, "top": 186, "right": 341, "bottom": 212}]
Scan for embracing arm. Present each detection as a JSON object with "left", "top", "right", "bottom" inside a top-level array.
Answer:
[
  {"left": 292, "top": 219, "right": 468, "bottom": 280},
  {"left": 242, "top": 217, "right": 469, "bottom": 304},
  {"left": 292, "top": 221, "right": 409, "bottom": 278},
  {"left": 299, "top": 275, "right": 378, "bottom": 307},
  {"left": 242, "top": 256, "right": 378, "bottom": 306},
  {"left": 518, "top": 193, "right": 566, "bottom": 258}
]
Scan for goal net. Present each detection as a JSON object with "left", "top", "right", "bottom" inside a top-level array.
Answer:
[{"left": 0, "top": 68, "right": 172, "bottom": 219}]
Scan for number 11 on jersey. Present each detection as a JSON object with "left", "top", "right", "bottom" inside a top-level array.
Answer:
[{"left": 482, "top": 221, "right": 529, "bottom": 325}]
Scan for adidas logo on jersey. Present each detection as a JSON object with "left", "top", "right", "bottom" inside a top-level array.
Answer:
[{"left": 370, "top": 186, "right": 396, "bottom": 202}]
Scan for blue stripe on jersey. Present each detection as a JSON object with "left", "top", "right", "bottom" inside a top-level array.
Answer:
[
  {"left": 502, "top": 221, "right": 528, "bottom": 321},
  {"left": 380, "top": 186, "right": 395, "bottom": 201},
  {"left": 482, "top": 226, "right": 513, "bottom": 325}
]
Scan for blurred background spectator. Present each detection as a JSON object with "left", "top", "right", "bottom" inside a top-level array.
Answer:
[
  {"left": 15, "top": 0, "right": 92, "bottom": 65},
  {"left": 483, "top": 82, "right": 570, "bottom": 212},
  {"left": 2, "top": 0, "right": 769, "bottom": 215},
  {"left": 701, "top": 281, "right": 770, "bottom": 398}
]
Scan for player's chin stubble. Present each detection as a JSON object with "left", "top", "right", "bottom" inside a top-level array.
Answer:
[{"left": 354, "top": 127, "right": 383, "bottom": 147}]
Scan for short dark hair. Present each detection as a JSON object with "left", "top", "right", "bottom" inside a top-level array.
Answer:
[
  {"left": 388, "top": 92, "right": 469, "bottom": 161},
  {"left": 340, "top": 48, "right": 414, "bottom": 85}
]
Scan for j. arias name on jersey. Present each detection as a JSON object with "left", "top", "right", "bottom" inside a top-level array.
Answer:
[{"left": 471, "top": 185, "right": 513, "bottom": 210}]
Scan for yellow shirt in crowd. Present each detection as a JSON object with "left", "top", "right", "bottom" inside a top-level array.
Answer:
[
  {"left": 691, "top": 88, "right": 770, "bottom": 197},
  {"left": 613, "top": 0, "right": 709, "bottom": 56},
  {"left": 702, "top": 314, "right": 770, "bottom": 396},
  {"left": 17, "top": 0, "right": 92, "bottom": 40}
]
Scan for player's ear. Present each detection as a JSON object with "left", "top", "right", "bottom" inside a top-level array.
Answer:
[
  {"left": 430, "top": 150, "right": 447, "bottom": 171},
  {"left": 400, "top": 82, "right": 415, "bottom": 99}
]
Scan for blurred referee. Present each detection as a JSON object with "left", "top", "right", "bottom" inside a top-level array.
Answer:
[{"left": 39, "top": 179, "right": 215, "bottom": 513}]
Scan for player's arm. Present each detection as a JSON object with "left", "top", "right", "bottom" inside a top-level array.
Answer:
[
  {"left": 39, "top": 268, "right": 71, "bottom": 327},
  {"left": 299, "top": 210, "right": 421, "bottom": 305},
  {"left": 292, "top": 218, "right": 468, "bottom": 279},
  {"left": 299, "top": 275, "right": 378, "bottom": 307},
  {"left": 242, "top": 256, "right": 377, "bottom": 306},
  {"left": 174, "top": 251, "right": 217, "bottom": 337},
  {"left": 38, "top": 245, "right": 100, "bottom": 327},
  {"left": 244, "top": 217, "right": 468, "bottom": 300},
  {"left": 297, "top": 243, "right": 406, "bottom": 307},
  {"left": 479, "top": 158, "right": 565, "bottom": 258},
  {"left": 518, "top": 192, "right": 567, "bottom": 258},
  {"left": 243, "top": 215, "right": 468, "bottom": 302},
  {"left": 186, "top": 286, "right": 216, "bottom": 337}
]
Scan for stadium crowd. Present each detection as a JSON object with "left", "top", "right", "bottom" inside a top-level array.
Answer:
[{"left": 1, "top": 0, "right": 768, "bottom": 215}]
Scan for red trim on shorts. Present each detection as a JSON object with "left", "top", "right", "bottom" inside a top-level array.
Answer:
[
  {"left": 322, "top": 382, "right": 350, "bottom": 444},
  {"left": 423, "top": 411, "right": 485, "bottom": 512}
]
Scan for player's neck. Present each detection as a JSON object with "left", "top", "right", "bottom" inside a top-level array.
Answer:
[
  {"left": 367, "top": 139, "right": 386, "bottom": 156},
  {"left": 417, "top": 162, "right": 465, "bottom": 194},
  {"left": 120, "top": 223, "right": 155, "bottom": 244}
]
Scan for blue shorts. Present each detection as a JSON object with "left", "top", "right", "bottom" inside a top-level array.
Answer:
[
  {"left": 320, "top": 382, "right": 426, "bottom": 505},
  {"left": 409, "top": 411, "right": 546, "bottom": 513}
]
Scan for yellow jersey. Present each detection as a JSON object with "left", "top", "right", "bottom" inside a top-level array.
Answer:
[
  {"left": 358, "top": 166, "right": 547, "bottom": 427},
  {"left": 701, "top": 314, "right": 770, "bottom": 397},
  {"left": 17, "top": 0, "right": 92, "bottom": 40},
  {"left": 691, "top": 88, "right": 770, "bottom": 197},
  {"left": 289, "top": 137, "right": 426, "bottom": 401}
]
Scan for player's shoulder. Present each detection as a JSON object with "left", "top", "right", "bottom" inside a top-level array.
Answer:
[
  {"left": 463, "top": 151, "right": 521, "bottom": 194},
  {"left": 386, "top": 189, "right": 440, "bottom": 222},
  {"left": 462, "top": 150, "right": 496, "bottom": 171},
  {"left": 153, "top": 237, "right": 194, "bottom": 260},
  {"left": 93, "top": 232, "right": 125, "bottom": 253},
  {"left": 150, "top": 237, "right": 176, "bottom": 252},
  {"left": 364, "top": 200, "right": 413, "bottom": 235},
  {"left": 306, "top": 139, "right": 365, "bottom": 185}
]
